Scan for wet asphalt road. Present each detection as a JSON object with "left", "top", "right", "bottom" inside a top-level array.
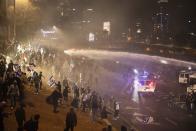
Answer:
[{"left": 66, "top": 49, "right": 196, "bottom": 131}]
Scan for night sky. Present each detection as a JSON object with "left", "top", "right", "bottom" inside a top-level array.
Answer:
[
  {"left": 36, "top": 0, "right": 196, "bottom": 26},
  {"left": 64, "top": 0, "right": 196, "bottom": 32}
]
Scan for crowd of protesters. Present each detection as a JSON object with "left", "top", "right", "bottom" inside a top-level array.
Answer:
[
  {"left": 47, "top": 76, "right": 120, "bottom": 122},
  {"left": 0, "top": 55, "right": 41, "bottom": 131},
  {"left": 0, "top": 42, "right": 127, "bottom": 131}
]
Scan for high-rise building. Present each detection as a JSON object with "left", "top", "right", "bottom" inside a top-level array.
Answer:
[
  {"left": 134, "top": 18, "right": 145, "bottom": 43},
  {"left": 152, "top": 0, "right": 169, "bottom": 43}
]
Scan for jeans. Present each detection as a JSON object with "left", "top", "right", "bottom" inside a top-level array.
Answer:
[
  {"left": 53, "top": 102, "right": 58, "bottom": 112},
  {"left": 10, "top": 95, "right": 17, "bottom": 107},
  {"left": 91, "top": 108, "right": 97, "bottom": 121},
  {"left": 35, "top": 83, "right": 39, "bottom": 93}
]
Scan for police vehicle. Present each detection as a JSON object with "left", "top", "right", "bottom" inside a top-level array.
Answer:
[
  {"left": 137, "top": 80, "right": 156, "bottom": 94},
  {"left": 132, "top": 69, "right": 158, "bottom": 94}
]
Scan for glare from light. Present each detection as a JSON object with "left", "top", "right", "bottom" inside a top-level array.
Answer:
[
  {"left": 137, "top": 29, "right": 141, "bottom": 34},
  {"left": 133, "top": 69, "right": 139, "bottom": 74},
  {"left": 53, "top": 25, "right": 57, "bottom": 30},
  {"left": 41, "top": 29, "right": 55, "bottom": 34},
  {"left": 160, "top": 60, "right": 168, "bottom": 64},
  {"left": 116, "top": 61, "right": 119, "bottom": 64},
  {"left": 188, "top": 66, "right": 192, "bottom": 70},
  {"left": 40, "top": 48, "right": 44, "bottom": 54},
  {"left": 132, "top": 76, "right": 141, "bottom": 103},
  {"left": 103, "top": 21, "right": 111, "bottom": 34},
  {"left": 190, "top": 32, "right": 195, "bottom": 36},
  {"left": 87, "top": 9, "right": 93, "bottom": 11},
  {"left": 64, "top": 50, "right": 68, "bottom": 54},
  {"left": 16, "top": 0, "right": 29, "bottom": 6},
  {"left": 89, "top": 33, "right": 95, "bottom": 42}
]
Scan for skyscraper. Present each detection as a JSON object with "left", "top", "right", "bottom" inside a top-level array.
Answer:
[
  {"left": 152, "top": 0, "right": 169, "bottom": 43},
  {"left": 134, "top": 18, "right": 145, "bottom": 43}
]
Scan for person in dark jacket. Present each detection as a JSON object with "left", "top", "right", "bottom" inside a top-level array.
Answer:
[
  {"left": 24, "top": 114, "right": 40, "bottom": 131},
  {"left": 71, "top": 97, "right": 79, "bottom": 109},
  {"left": 90, "top": 92, "right": 98, "bottom": 121},
  {"left": 33, "top": 72, "right": 40, "bottom": 95},
  {"left": 101, "top": 106, "right": 109, "bottom": 119},
  {"left": 38, "top": 72, "right": 44, "bottom": 90},
  {"left": 63, "top": 86, "right": 69, "bottom": 104},
  {"left": 7, "top": 81, "right": 20, "bottom": 109},
  {"left": 121, "top": 125, "right": 127, "bottom": 131},
  {"left": 51, "top": 89, "right": 62, "bottom": 113},
  {"left": 0, "top": 104, "right": 9, "bottom": 131},
  {"left": 56, "top": 81, "right": 62, "bottom": 93},
  {"left": 65, "top": 108, "right": 77, "bottom": 131},
  {"left": 8, "top": 60, "right": 14, "bottom": 72},
  {"left": 15, "top": 104, "right": 26, "bottom": 131}
]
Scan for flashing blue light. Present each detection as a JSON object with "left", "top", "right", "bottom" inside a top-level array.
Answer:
[
  {"left": 144, "top": 70, "right": 149, "bottom": 75},
  {"left": 141, "top": 75, "right": 148, "bottom": 78}
]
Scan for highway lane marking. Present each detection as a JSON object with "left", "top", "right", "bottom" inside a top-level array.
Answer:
[{"left": 165, "top": 117, "right": 178, "bottom": 126}]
